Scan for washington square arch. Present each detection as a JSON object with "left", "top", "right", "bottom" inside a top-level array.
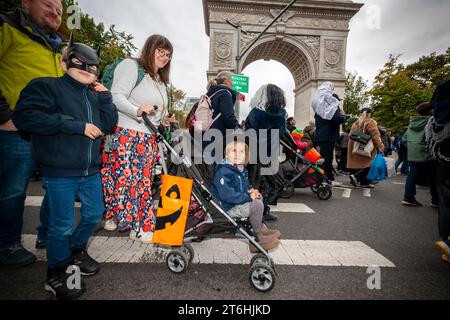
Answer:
[{"left": 202, "top": 0, "right": 363, "bottom": 128}]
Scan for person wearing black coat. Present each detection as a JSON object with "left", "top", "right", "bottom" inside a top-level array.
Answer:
[
  {"left": 203, "top": 71, "right": 240, "bottom": 157},
  {"left": 312, "top": 82, "right": 348, "bottom": 181}
]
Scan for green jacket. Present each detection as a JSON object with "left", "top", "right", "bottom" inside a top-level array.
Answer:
[
  {"left": 403, "top": 116, "right": 433, "bottom": 162},
  {"left": 0, "top": 10, "right": 63, "bottom": 124}
]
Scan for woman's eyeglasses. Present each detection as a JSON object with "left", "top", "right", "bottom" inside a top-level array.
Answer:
[{"left": 156, "top": 48, "right": 172, "bottom": 60}]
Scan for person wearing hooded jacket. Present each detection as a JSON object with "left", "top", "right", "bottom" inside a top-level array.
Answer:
[
  {"left": 312, "top": 82, "right": 348, "bottom": 181},
  {"left": 401, "top": 102, "right": 438, "bottom": 207}
]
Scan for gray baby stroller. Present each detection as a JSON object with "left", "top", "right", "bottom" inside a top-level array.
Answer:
[{"left": 143, "top": 115, "right": 277, "bottom": 292}]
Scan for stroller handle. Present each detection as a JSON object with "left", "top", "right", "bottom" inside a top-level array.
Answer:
[{"left": 142, "top": 113, "right": 160, "bottom": 135}]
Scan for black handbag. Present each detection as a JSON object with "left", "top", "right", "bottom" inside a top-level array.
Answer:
[
  {"left": 350, "top": 131, "right": 371, "bottom": 145},
  {"left": 350, "top": 120, "right": 371, "bottom": 145}
]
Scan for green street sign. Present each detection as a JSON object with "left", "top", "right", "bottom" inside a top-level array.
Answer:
[{"left": 231, "top": 74, "right": 249, "bottom": 93}]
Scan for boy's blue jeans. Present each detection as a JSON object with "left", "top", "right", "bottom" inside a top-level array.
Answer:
[
  {"left": 44, "top": 173, "right": 104, "bottom": 268},
  {"left": 0, "top": 131, "right": 37, "bottom": 251}
]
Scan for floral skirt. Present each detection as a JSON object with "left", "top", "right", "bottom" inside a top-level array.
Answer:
[{"left": 101, "top": 126, "right": 160, "bottom": 232}]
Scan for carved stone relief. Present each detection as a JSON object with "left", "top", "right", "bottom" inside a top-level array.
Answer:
[
  {"left": 213, "top": 33, "right": 233, "bottom": 68},
  {"left": 323, "top": 39, "right": 344, "bottom": 74}
]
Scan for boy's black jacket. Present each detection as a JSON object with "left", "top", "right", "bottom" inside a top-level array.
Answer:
[{"left": 12, "top": 74, "right": 118, "bottom": 177}]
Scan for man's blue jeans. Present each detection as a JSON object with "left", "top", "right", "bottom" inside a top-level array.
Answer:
[
  {"left": 404, "top": 162, "right": 417, "bottom": 199},
  {"left": 44, "top": 174, "right": 104, "bottom": 268},
  {"left": 0, "top": 131, "right": 36, "bottom": 251}
]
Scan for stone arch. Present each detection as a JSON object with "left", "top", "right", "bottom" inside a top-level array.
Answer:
[{"left": 240, "top": 34, "right": 317, "bottom": 89}]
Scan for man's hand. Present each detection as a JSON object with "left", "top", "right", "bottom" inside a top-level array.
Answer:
[
  {"left": 84, "top": 123, "right": 102, "bottom": 140},
  {"left": 0, "top": 120, "right": 18, "bottom": 131}
]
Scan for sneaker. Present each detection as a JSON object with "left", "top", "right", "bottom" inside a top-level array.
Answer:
[
  {"left": 129, "top": 229, "right": 153, "bottom": 244},
  {"left": 349, "top": 175, "right": 358, "bottom": 187},
  {"left": 45, "top": 265, "right": 86, "bottom": 300},
  {"left": 434, "top": 241, "right": 450, "bottom": 258},
  {"left": 35, "top": 239, "right": 47, "bottom": 249},
  {"left": 0, "top": 245, "right": 36, "bottom": 268},
  {"left": 361, "top": 184, "right": 375, "bottom": 189},
  {"left": 71, "top": 249, "right": 100, "bottom": 276},
  {"left": 103, "top": 219, "right": 117, "bottom": 231},
  {"left": 402, "top": 198, "right": 423, "bottom": 207}
]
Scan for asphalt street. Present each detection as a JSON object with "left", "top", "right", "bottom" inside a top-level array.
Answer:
[{"left": 1, "top": 172, "right": 449, "bottom": 300}]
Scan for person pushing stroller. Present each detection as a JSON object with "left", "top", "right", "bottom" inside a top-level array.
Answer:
[{"left": 212, "top": 139, "right": 281, "bottom": 253}]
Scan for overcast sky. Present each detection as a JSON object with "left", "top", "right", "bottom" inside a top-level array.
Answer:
[{"left": 76, "top": 0, "right": 450, "bottom": 119}]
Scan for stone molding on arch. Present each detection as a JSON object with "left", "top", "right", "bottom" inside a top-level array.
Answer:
[{"left": 240, "top": 34, "right": 318, "bottom": 88}]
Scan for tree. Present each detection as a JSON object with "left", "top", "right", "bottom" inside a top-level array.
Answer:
[
  {"left": 343, "top": 71, "right": 369, "bottom": 129},
  {"left": 405, "top": 48, "right": 450, "bottom": 89},
  {"left": 169, "top": 86, "right": 188, "bottom": 128},
  {"left": 369, "top": 54, "right": 436, "bottom": 134}
]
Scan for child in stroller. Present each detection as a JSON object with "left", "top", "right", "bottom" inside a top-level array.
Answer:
[
  {"left": 280, "top": 129, "right": 333, "bottom": 200},
  {"left": 212, "top": 139, "right": 281, "bottom": 253}
]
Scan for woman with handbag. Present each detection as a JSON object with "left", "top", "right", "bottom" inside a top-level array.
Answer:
[{"left": 347, "top": 108, "right": 384, "bottom": 188}]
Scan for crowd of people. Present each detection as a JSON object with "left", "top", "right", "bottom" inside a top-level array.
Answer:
[{"left": 0, "top": 0, "right": 449, "bottom": 300}]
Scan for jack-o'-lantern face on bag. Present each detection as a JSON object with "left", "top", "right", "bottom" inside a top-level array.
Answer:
[{"left": 153, "top": 175, "right": 193, "bottom": 246}]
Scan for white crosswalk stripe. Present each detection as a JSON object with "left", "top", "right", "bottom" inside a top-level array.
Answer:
[
  {"left": 22, "top": 234, "right": 395, "bottom": 268},
  {"left": 26, "top": 196, "right": 315, "bottom": 213}
]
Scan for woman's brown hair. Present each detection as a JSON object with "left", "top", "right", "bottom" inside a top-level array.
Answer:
[{"left": 137, "top": 34, "right": 173, "bottom": 85}]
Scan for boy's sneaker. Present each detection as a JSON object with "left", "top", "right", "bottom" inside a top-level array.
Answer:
[
  {"left": 0, "top": 245, "right": 36, "bottom": 268},
  {"left": 45, "top": 265, "right": 86, "bottom": 300},
  {"left": 103, "top": 219, "right": 117, "bottom": 231},
  {"left": 361, "top": 183, "right": 375, "bottom": 189},
  {"left": 71, "top": 249, "right": 100, "bottom": 276},
  {"left": 402, "top": 198, "right": 423, "bottom": 207}
]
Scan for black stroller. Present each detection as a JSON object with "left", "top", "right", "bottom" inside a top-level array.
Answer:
[
  {"left": 279, "top": 130, "right": 332, "bottom": 200},
  {"left": 144, "top": 115, "right": 277, "bottom": 292}
]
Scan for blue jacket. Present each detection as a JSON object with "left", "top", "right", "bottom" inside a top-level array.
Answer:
[
  {"left": 207, "top": 85, "right": 239, "bottom": 136},
  {"left": 12, "top": 74, "right": 118, "bottom": 178},
  {"left": 212, "top": 161, "right": 253, "bottom": 212},
  {"left": 314, "top": 108, "right": 347, "bottom": 143}
]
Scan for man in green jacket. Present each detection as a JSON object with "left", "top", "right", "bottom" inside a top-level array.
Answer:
[
  {"left": 401, "top": 102, "right": 438, "bottom": 207},
  {"left": 0, "top": 0, "right": 64, "bottom": 268}
]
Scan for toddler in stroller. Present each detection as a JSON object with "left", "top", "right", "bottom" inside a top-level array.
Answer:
[
  {"left": 212, "top": 139, "right": 281, "bottom": 253},
  {"left": 280, "top": 129, "right": 333, "bottom": 200}
]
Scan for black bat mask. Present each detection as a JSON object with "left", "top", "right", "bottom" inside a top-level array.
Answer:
[{"left": 65, "top": 34, "right": 100, "bottom": 76}]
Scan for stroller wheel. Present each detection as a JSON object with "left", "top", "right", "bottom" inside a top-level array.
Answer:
[
  {"left": 317, "top": 186, "right": 332, "bottom": 201},
  {"left": 248, "top": 263, "right": 276, "bottom": 292},
  {"left": 181, "top": 244, "right": 195, "bottom": 263},
  {"left": 166, "top": 250, "right": 189, "bottom": 273},
  {"left": 250, "top": 253, "right": 273, "bottom": 268},
  {"left": 280, "top": 183, "right": 295, "bottom": 199}
]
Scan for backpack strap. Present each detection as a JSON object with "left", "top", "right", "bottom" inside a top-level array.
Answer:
[
  {"left": 133, "top": 60, "right": 146, "bottom": 90},
  {"left": 208, "top": 88, "right": 232, "bottom": 101},
  {"left": 206, "top": 89, "right": 233, "bottom": 126}
]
